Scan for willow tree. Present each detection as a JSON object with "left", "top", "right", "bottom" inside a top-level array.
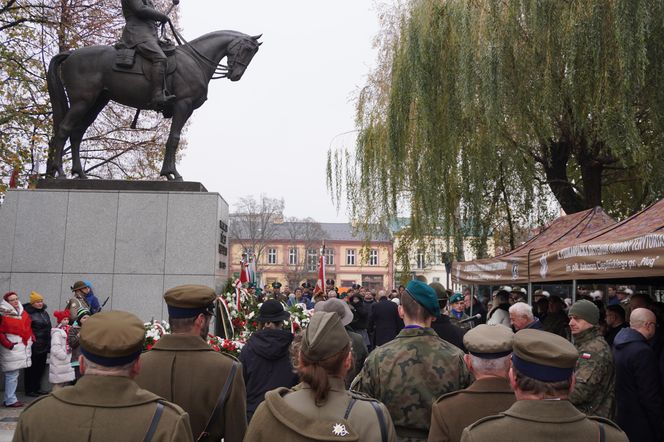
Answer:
[{"left": 329, "top": 0, "right": 664, "bottom": 258}]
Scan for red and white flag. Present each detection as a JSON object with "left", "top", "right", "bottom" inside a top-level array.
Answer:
[
  {"left": 315, "top": 244, "right": 326, "bottom": 294},
  {"left": 239, "top": 256, "right": 249, "bottom": 284}
]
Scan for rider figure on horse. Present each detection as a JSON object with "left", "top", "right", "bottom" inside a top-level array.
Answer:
[{"left": 120, "top": 0, "right": 176, "bottom": 110}]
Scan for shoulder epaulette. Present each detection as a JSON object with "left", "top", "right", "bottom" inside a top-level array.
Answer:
[
  {"left": 22, "top": 394, "right": 51, "bottom": 410},
  {"left": 348, "top": 389, "right": 380, "bottom": 402},
  {"left": 433, "top": 390, "right": 463, "bottom": 404},
  {"left": 464, "top": 413, "right": 505, "bottom": 430},
  {"left": 158, "top": 399, "right": 187, "bottom": 415},
  {"left": 587, "top": 416, "right": 623, "bottom": 431}
]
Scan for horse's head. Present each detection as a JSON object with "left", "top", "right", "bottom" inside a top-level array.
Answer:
[{"left": 226, "top": 34, "right": 261, "bottom": 81}]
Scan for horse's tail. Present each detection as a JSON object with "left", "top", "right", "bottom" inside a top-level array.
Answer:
[
  {"left": 47, "top": 52, "right": 71, "bottom": 134},
  {"left": 46, "top": 52, "right": 71, "bottom": 175}
]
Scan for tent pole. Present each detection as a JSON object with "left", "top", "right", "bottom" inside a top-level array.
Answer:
[
  {"left": 528, "top": 282, "right": 533, "bottom": 306},
  {"left": 572, "top": 280, "right": 577, "bottom": 303}
]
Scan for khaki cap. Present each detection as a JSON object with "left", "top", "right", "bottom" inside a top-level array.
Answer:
[
  {"left": 301, "top": 312, "right": 349, "bottom": 362},
  {"left": 464, "top": 324, "right": 514, "bottom": 358},
  {"left": 512, "top": 329, "right": 578, "bottom": 382},
  {"left": 164, "top": 284, "right": 216, "bottom": 318},
  {"left": 80, "top": 311, "right": 144, "bottom": 366},
  {"left": 315, "top": 298, "right": 353, "bottom": 326}
]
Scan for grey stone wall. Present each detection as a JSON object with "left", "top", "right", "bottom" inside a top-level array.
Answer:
[{"left": 0, "top": 188, "right": 229, "bottom": 321}]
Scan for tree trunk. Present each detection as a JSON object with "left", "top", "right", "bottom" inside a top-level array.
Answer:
[
  {"left": 540, "top": 140, "right": 587, "bottom": 214},
  {"left": 578, "top": 149, "right": 603, "bottom": 209}
]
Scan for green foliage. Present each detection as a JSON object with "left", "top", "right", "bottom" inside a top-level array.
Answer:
[{"left": 329, "top": 0, "right": 664, "bottom": 256}]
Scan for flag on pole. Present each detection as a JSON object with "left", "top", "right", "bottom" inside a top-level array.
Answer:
[
  {"left": 8, "top": 166, "right": 19, "bottom": 189},
  {"left": 239, "top": 256, "right": 249, "bottom": 284},
  {"left": 315, "top": 243, "right": 326, "bottom": 294}
]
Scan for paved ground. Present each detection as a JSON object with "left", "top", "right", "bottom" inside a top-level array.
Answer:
[{"left": 0, "top": 393, "right": 38, "bottom": 441}]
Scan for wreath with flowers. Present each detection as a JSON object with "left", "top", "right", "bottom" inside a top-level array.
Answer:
[{"left": 143, "top": 285, "right": 314, "bottom": 358}]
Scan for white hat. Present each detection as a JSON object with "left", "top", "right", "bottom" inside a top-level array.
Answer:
[
  {"left": 590, "top": 290, "right": 603, "bottom": 301},
  {"left": 501, "top": 286, "right": 512, "bottom": 293}
]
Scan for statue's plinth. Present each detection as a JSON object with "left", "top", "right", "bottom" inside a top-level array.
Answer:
[
  {"left": 0, "top": 181, "right": 229, "bottom": 321},
  {"left": 36, "top": 179, "right": 207, "bottom": 192}
]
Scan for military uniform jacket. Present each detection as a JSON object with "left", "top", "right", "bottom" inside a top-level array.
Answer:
[
  {"left": 121, "top": 0, "right": 162, "bottom": 47},
  {"left": 135, "top": 334, "right": 247, "bottom": 442},
  {"left": 569, "top": 327, "right": 615, "bottom": 419},
  {"left": 246, "top": 377, "right": 397, "bottom": 442},
  {"left": 13, "top": 375, "right": 193, "bottom": 442},
  {"left": 460, "top": 399, "right": 628, "bottom": 442},
  {"left": 428, "top": 376, "right": 516, "bottom": 442},
  {"left": 352, "top": 327, "right": 471, "bottom": 442}
]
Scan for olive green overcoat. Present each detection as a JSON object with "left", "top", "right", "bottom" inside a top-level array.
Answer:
[
  {"left": 428, "top": 376, "right": 516, "bottom": 442},
  {"left": 135, "top": 334, "right": 247, "bottom": 442},
  {"left": 460, "top": 400, "right": 628, "bottom": 442},
  {"left": 246, "top": 377, "right": 397, "bottom": 441},
  {"left": 12, "top": 375, "right": 192, "bottom": 442}
]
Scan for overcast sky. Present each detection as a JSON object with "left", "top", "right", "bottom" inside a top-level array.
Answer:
[{"left": 178, "top": 1, "right": 382, "bottom": 222}]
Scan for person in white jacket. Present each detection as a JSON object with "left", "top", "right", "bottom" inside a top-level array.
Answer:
[
  {"left": 486, "top": 290, "right": 512, "bottom": 329},
  {"left": 49, "top": 310, "right": 75, "bottom": 390},
  {"left": 0, "top": 292, "right": 33, "bottom": 408}
]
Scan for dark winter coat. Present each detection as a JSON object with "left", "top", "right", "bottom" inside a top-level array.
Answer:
[
  {"left": 369, "top": 298, "right": 403, "bottom": 347},
  {"left": 604, "top": 323, "right": 627, "bottom": 347},
  {"left": 23, "top": 303, "right": 51, "bottom": 355},
  {"left": 613, "top": 327, "right": 664, "bottom": 442},
  {"left": 238, "top": 328, "right": 298, "bottom": 422},
  {"left": 349, "top": 296, "right": 369, "bottom": 331},
  {"left": 431, "top": 314, "right": 467, "bottom": 352}
]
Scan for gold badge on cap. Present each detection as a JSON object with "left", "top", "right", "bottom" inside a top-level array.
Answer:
[{"left": 332, "top": 423, "right": 349, "bottom": 436}]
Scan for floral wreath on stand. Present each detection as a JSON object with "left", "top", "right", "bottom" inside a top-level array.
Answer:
[{"left": 143, "top": 282, "right": 314, "bottom": 359}]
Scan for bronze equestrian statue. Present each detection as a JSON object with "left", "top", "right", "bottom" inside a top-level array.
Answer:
[{"left": 46, "top": 0, "right": 261, "bottom": 181}]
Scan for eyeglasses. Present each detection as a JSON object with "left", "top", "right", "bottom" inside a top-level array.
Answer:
[{"left": 7, "top": 298, "right": 18, "bottom": 302}]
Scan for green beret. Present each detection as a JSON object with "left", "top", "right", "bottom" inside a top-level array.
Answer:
[
  {"left": 301, "top": 312, "right": 350, "bottom": 362},
  {"left": 80, "top": 311, "right": 144, "bottom": 366},
  {"left": 164, "top": 284, "right": 216, "bottom": 318},
  {"left": 449, "top": 292, "right": 464, "bottom": 304},
  {"left": 464, "top": 324, "right": 513, "bottom": 358},
  {"left": 512, "top": 329, "right": 578, "bottom": 382},
  {"left": 568, "top": 299, "right": 599, "bottom": 325},
  {"left": 429, "top": 282, "right": 448, "bottom": 300},
  {"left": 405, "top": 280, "right": 440, "bottom": 318}
]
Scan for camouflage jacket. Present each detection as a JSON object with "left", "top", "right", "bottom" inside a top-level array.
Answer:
[
  {"left": 569, "top": 327, "right": 615, "bottom": 419},
  {"left": 351, "top": 327, "right": 471, "bottom": 442}
]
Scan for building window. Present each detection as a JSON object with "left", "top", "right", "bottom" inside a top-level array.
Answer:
[
  {"left": 307, "top": 249, "right": 318, "bottom": 272},
  {"left": 324, "top": 248, "right": 335, "bottom": 265},
  {"left": 267, "top": 248, "right": 277, "bottom": 265},
  {"left": 416, "top": 250, "right": 425, "bottom": 269},
  {"left": 288, "top": 248, "right": 298, "bottom": 265},
  {"left": 369, "top": 249, "right": 378, "bottom": 266},
  {"left": 346, "top": 249, "right": 356, "bottom": 266}
]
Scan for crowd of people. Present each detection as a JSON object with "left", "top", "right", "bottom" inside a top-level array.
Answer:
[
  {"left": 0, "top": 281, "right": 100, "bottom": 408},
  {"left": 4, "top": 279, "right": 663, "bottom": 441}
]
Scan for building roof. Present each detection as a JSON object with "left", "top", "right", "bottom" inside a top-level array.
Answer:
[{"left": 230, "top": 217, "right": 391, "bottom": 242}]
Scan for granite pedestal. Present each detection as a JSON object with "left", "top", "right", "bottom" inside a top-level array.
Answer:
[{"left": 0, "top": 182, "right": 229, "bottom": 321}]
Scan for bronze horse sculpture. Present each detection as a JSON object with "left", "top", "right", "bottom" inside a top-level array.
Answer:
[{"left": 46, "top": 30, "right": 261, "bottom": 180}]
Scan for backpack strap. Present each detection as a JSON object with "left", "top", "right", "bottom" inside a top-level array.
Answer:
[
  {"left": 369, "top": 401, "right": 388, "bottom": 442},
  {"left": 143, "top": 401, "right": 165, "bottom": 442},
  {"left": 197, "top": 361, "right": 238, "bottom": 441},
  {"left": 598, "top": 422, "right": 605, "bottom": 442},
  {"left": 343, "top": 397, "right": 358, "bottom": 419}
]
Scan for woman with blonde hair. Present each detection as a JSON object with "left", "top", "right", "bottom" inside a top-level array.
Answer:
[{"left": 246, "top": 311, "right": 396, "bottom": 441}]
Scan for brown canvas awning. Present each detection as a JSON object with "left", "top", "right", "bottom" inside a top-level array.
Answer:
[
  {"left": 452, "top": 207, "right": 615, "bottom": 284},
  {"left": 530, "top": 199, "right": 664, "bottom": 282}
]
